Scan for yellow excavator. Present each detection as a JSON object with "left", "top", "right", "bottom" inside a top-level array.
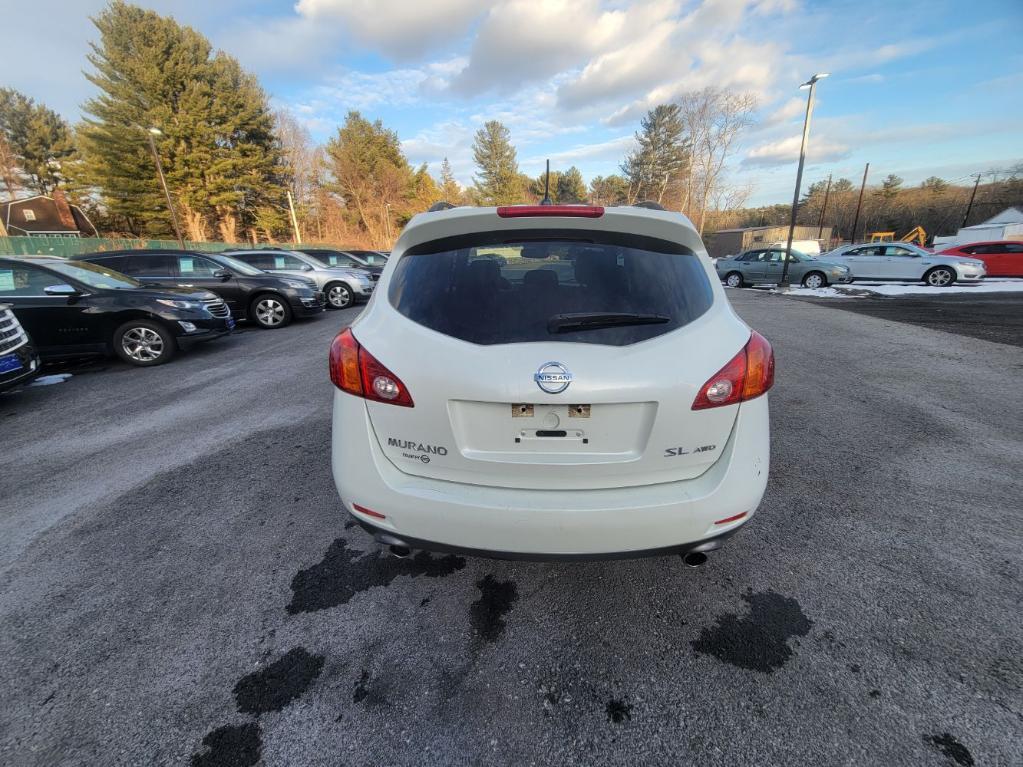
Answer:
[{"left": 870, "top": 226, "right": 927, "bottom": 247}]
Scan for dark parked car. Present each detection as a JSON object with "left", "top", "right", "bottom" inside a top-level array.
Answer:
[
  {"left": 70, "top": 250, "right": 326, "bottom": 329},
  {"left": 0, "top": 303, "right": 41, "bottom": 391},
  {"left": 0, "top": 256, "right": 233, "bottom": 366}
]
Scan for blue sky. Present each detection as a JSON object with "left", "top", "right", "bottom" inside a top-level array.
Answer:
[{"left": 6, "top": 0, "right": 1022, "bottom": 205}]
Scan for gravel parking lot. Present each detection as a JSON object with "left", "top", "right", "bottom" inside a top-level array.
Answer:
[{"left": 1, "top": 291, "right": 1021, "bottom": 766}]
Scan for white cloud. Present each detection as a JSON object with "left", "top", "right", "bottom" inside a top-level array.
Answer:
[
  {"left": 450, "top": 0, "right": 627, "bottom": 95},
  {"left": 743, "top": 134, "right": 850, "bottom": 167},
  {"left": 295, "top": 0, "right": 488, "bottom": 60},
  {"left": 523, "top": 135, "right": 636, "bottom": 167}
]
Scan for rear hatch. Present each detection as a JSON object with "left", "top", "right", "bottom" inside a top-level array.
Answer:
[{"left": 354, "top": 211, "right": 750, "bottom": 490}]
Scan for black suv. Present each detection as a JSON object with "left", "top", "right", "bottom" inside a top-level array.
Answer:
[
  {"left": 0, "top": 256, "right": 233, "bottom": 366},
  {"left": 71, "top": 250, "right": 326, "bottom": 329},
  {"left": 0, "top": 303, "right": 41, "bottom": 391}
]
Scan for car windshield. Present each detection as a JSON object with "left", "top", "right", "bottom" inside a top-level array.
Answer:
[
  {"left": 211, "top": 254, "right": 265, "bottom": 276},
  {"left": 389, "top": 231, "right": 713, "bottom": 346},
  {"left": 47, "top": 260, "right": 140, "bottom": 289}
]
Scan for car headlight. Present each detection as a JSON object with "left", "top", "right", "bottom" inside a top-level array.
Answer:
[
  {"left": 157, "top": 298, "right": 201, "bottom": 310},
  {"left": 282, "top": 279, "right": 312, "bottom": 289}
]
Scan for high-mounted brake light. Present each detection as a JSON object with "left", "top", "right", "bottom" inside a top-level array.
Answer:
[
  {"left": 496, "top": 205, "right": 604, "bottom": 218},
  {"left": 692, "top": 331, "right": 774, "bottom": 410},
  {"left": 329, "top": 328, "right": 414, "bottom": 407}
]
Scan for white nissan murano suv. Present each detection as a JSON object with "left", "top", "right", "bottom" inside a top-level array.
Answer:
[{"left": 329, "top": 202, "right": 774, "bottom": 563}]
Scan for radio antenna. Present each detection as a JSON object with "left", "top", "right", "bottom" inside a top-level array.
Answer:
[{"left": 540, "top": 159, "right": 553, "bottom": 205}]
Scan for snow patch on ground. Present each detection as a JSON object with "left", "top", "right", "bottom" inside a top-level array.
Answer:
[
  {"left": 781, "top": 279, "right": 1023, "bottom": 298},
  {"left": 29, "top": 374, "right": 73, "bottom": 387}
]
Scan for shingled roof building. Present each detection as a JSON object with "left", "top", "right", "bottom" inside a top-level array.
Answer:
[{"left": 1, "top": 191, "right": 98, "bottom": 237}]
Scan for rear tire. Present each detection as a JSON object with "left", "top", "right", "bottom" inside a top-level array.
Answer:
[
  {"left": 802, "top": 271, "right": 827, "bottom": 289},
  {"left": 925, "top": 267, "right": 955, "bottom": 287},
  {"left": 113, "top": 320, "right": 176, "bottom": 366},
  {"left": 325, "top": 282, "right": 354, "bottom": 309},
  {"left": 250, "top": 293, "right": 293, "bottom": 328},
  {"left": 725, "top": 272, "right": 744, "bottom": 288}
]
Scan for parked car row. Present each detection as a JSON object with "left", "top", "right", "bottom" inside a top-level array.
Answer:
[
  {"left": 0, "top": 247, "right": 381, "bottom": 384},
  {"left": 715, "top": 242, "right": 991, "bottom": 288}
]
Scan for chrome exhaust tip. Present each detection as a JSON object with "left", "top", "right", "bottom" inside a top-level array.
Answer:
[
  {"left": 372, "top": 532, "right": 413, "bottom": 559},
  {"left": 682, "top": 551, "right": 708, "bottom": 568},
  {"left": 388, "top": 544, "right": 412, "bottom": 559}
]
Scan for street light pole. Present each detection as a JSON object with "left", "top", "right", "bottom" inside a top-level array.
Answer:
[
  {"left": 780, "top": 72, "right": 828, "bottom": 288},
  {"left": 145, "top": 128, "right": 185, "bottom": 249}
]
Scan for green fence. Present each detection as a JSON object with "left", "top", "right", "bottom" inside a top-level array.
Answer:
[{"left": 0, "top": 236, "right": 308, "bottom": 258}]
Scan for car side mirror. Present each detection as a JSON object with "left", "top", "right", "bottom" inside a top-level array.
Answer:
[
  {"left": 213, "top": 269, "right": 231, "bottom": 281},
  {"left": 44, "top": 283, "right": 79, "bottom": 296},
  {"left": 301, "top": 264, "right": 313, "bottom": 271}
]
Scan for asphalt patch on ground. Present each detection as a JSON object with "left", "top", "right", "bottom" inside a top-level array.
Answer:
[
  {"left": 923, "top": 733, "right": 974, "bottom": 766},
  {"left": 233, "top": 647, "right": 325, "bottom": 715},
  {"left": 802, "top": 292, "right": 1023, "bottom": 347},
  {"left": 691, "top": 590, "right": 813, "bottom": 673},
  {"left": 190, "top": 722, "right": 262, "bottom": 767},
  {"left": 605, "top": 699, "right": 632, "bottom": 724},
  {"left": 286, "top": 538, "right": 467, "bottom": 614},
  {"left": 470, "top": 575, "right": 519, "bottom": 644}
]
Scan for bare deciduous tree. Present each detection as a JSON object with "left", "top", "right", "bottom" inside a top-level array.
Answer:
[{"left": 678, "top": 88, "right": 757, "bottom": 233}]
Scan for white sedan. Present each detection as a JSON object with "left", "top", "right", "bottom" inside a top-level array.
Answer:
[{"left": 823, "top": 243, "right": 985, "bottom": 286}]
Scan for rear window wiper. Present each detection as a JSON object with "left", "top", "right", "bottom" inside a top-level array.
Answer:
[{"left": 547, "top": 312, "right": 671, "bottom": 334}]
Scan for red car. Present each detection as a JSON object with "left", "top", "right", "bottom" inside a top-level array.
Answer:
[{"left": 938, "top": 241, "right": 1023, "bottom": 277}]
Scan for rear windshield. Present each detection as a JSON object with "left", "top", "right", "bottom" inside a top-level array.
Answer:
[{"left": 388, "top": 230, "right": 713, "bottom": 346}]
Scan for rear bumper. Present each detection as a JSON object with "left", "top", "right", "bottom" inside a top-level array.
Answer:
[{"left": 331, "top": 394, "right": 770, "bottom": 557}]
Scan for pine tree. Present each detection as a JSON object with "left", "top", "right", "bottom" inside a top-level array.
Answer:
[
  {"left": 876, "top": 174, "right": 903, "bottom": 200},
  {"left": 325, "top": 110, "right": 415, "bottom": 245},
  {"left": 589, "top": 175, "right": 629, "bottom": 206},
  {"left": 529, "top": 169, "right": 561, "bottom": 202},
  {"left": 621, "top": 104, "right": 689, "bottom": 207},
  {"left": 76, "top": 1, "right": 286, "bottom": 239},
  {"left": 0, "top": 88, "right": 75, "bottom": 195},
  {"left": 471, "top": 121, "right": 522, "bottom": 205},
  {"left": 556, "top": 166, "right": 587, "bottom": 203},
  {"left": 439, "top": 157, "right": 461, "bottom": 202}
]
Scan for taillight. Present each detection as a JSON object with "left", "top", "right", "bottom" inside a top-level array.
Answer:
[
  {"left": 692, "top": 331, "right": 774, "bottom": 410},
  {"left": 496, "top": 205, "right": 604, "bottom": 218},
  {"left": 329, "top": 328, "right": 414, "bottom": 407}
]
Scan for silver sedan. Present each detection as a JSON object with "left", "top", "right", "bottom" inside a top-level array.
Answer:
[{"left": 822, "top": 243, "right": 986, "bottom": 286}]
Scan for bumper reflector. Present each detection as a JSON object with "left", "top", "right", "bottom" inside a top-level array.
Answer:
[
  {"left": 714, "top": 512, "right": 748, "bottom": 525},
  {"left": 352, "top": 503, "right": 386, "bottom": 520}
]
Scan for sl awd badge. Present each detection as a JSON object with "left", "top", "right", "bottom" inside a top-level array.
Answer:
[{"left": 534, "top": 361, "right": 572, "bottom": 394}]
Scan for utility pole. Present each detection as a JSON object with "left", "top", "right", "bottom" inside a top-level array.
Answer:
[
  {"left": 781, "top": 72, "right": 828, "bottom": 288},
  {"left": 146, "top": 129, "right": 185, "bottom": 248},
  {"left": 383, "top": 203, "right": 392, "bottom": 244},
  {"left": 286, "top": 190, "right": 302, "bottom": 244},
  {"left": 961, "top": 174, "right": 981, "bottom": 228},
  {"left": 850, "top": 162, "right": 869, "bottom": 244},
  {"left": 816, "top": 173, "right": 832, "bottom": 240}
]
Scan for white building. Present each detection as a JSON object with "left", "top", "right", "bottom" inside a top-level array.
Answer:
[{"left": 933, "top": 207, "right": 1023, "bottom": 249}]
